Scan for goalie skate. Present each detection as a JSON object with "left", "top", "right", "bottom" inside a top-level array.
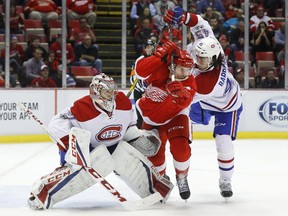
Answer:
[
  {"left": 176, "top": 175, "right": 190, "bottom": 201},
  {"left": 219, "top": 180, "right": 233, "bottom": 199}
]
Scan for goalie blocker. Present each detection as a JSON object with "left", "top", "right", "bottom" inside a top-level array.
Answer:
[{"left": 28, "top": 127, "right": 173, "bottom": 209}]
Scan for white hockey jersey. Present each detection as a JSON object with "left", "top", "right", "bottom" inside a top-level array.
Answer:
[
  {"left": 185, "top": 14, "right": 242, "bottom": 112},
  {"left": 48, "top": 92, "right": 136, "bottom": 150}
]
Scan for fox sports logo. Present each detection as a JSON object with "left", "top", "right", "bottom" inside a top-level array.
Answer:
[{"left": 258, "top": 96, "right": 288, "bottom": 127}]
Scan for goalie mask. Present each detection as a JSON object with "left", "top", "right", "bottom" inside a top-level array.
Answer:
[
  {"left": 89, "top": 73, "right": 117, "bottom": 112},
  {"left": 194, "top": 37, "right": 222, "bottom": 71}
]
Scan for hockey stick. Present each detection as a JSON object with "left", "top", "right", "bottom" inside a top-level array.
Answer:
[
  {"left": 18, "top": 103, "right": 67, "bottom": 151},
  {"left": 18, "top": 102, "right": 162, "bottom": 210},
  {"left": 168, "top": 26, "right": 175, "bottom": 81},
  {"left": 126, "top": 77, "right": 138, "bottom": 98},
  {"left": 127, "top": 23, "right": 170, "bottom": 98}
]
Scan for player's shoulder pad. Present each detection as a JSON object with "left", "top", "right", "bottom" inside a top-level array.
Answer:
[
  {"left": 115, "top": 92, "right": 132, "bottom": 110},
  {"left": 71, "top": 95, "right": 101, "bottom": 122}
]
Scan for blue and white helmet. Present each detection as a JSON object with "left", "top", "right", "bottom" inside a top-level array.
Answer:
[{"left": 89, "top": 73, "right": 117, "bottom": 112}]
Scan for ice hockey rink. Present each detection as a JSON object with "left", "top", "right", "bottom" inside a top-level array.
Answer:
[{"left": 0, "top": 139, "right": 287, "bottom": 216}]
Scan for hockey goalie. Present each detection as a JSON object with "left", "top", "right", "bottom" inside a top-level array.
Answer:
[{"left": 28, "top": 73, "right": 173, "bottom": 210}]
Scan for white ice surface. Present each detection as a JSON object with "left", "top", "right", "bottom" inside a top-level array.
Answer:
[{"left": 0, "top": 139, "right": 287, "bottom": 216}]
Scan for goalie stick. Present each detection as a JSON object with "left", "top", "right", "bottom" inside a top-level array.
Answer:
[{"left": 18, "top": 103, "right": 163, "bottom": 210}]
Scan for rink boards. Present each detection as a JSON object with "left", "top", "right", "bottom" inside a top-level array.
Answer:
[{"left": 0, "top": 89, "right": 287, "bottom": 143}]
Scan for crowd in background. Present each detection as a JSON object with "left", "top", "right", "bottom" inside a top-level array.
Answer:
[
  {"left": 130, "top": 0, "right": 285, "bottom": 89},
  {"left": 0, "top": 0, "right": 286, "bottom": 89},
  {"left": 0, "top": 0, "right": 99, "bottom": 88}
]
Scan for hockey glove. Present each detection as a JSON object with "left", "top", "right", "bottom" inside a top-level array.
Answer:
[
  {"left": 163, "top": 6, "right": 187, "bottom": 25},
  {"left": 166, "top": 81, "right": 191, "bottom": 108},
  {"left": 154, "top": 41, "right": 179, "bottom": 63}
]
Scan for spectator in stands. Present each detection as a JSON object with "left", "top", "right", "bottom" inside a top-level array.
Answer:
[
  {"left": 67, "top": 0, "right": 97, "bottom": 28},
  {"left": 24, "top": 37, "right": 47, "bottom": 61},
  {"left": 187, "top": 3, "right": 197, "bottom": 14},
  {"left": 234, "top": 66, "right": 244, "bottom": 88},
  {"left": 276, "top": 47, "right": 285, "bottom": 88},
  {"left": 73, "top": 34, "right": 102, "bottom": 73},
  {"left": 196, "top": 0, "right": 226, "bottom": 18},
  {"left": 223, "top": 8, "right": 244, "bottom": 37},
  {"left": 29, "top": 64, "right": 57, "bottom": 87},
  {"left": 160, "top": 26, "right": 182, "bottom": 46},
  {"left": 136, "top": 6, "right": 155, "bottom": 31},
  {"left": 0, "top": 35, "right": 24, "bottom": 85},
  {"left": 249, "top": 4, "right": 274, "bottom": 33},
  {"left": 153, "top": 3, "right": 167, "bottom": 31},
  {"left": 154, "top": 0, "right": 175, "bottom": 17},
  {"left": 134, "top": 18, "right": 158, "bottom": 57},
  {"left": 130, "top": 0, "right": 156, "bottom": 34},
  {"left": 273, "top": 22, "right": 285, "bottom": 54},
  {"left": 69, "top": 17, "right": 97, "bottom": 47},
  {"left": 225, "top": 3, "right": 236, "bottom": 20},
  {"left": 0, "top": 64, "right": 17, "bottom": 87},
  {"left": 0, "top": 3, "right": 25, "bottom": 34},
  {"left": 24, "top": 0, "right": 60, "bottom": 22},
  {"left": 51, "top": 64, "right": 76, "bottom": 88},
  {"left": 230, "top": 19, "right": 246, "bottom": 52},
  {"left": 44, "top": 51, "right": 59, "bottom": 77},
  {"left": 251, "top": 21, "right": 274, "bottom": 62},
  {"left": 22, "top": 47, "right": 45, "bottom": 87},
  {"left": 208, "top": 16, "right": 226, "bottom": 39},
  {"left": 201, "top": 6, "right": 224, "bottom": 24},
  {"left": 49, "top": 33, "right": 75, "bottom": 65},
  {"left": 263, "top": 0, "right": 284, "bottom": 17},
  {"left": 219, "top": 34, "right": 237, "bottom": 72},
  {"left": 260, "top": 68, "right": 280, "bottom": 88}
]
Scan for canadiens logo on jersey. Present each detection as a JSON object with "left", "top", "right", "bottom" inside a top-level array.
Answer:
[{"left": 96, "top": 125, "right": 123, "bottom": 141}]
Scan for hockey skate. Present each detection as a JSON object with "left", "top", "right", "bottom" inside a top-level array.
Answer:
[
  {"left": 219, "top": 180, "right": 233, "bottom": 199},
  {"left": 176, "top": 175, "right": 190, "bottom": 200},
  {"left": 28, "top": 195, "right": 44, "bottom": 210}
]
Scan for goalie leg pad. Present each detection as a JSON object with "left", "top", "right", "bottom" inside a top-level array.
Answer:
[
  {"left": 90, "top": 144, "right": 115, "bottom": 177},
  {"left": 29, "top": 165, "right": 94, "bottom": 209},
  {"left": 112, "top": 141, "right": 174, "bottom": 201},
  {"left": 65, "top": 127, "right": 92, "bottom": 167},
  {"left": 29, "top": 145, "right": 114, "bottom": 209}
]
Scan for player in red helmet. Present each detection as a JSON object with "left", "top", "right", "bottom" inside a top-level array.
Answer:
[{"left": 134, "top": 40, "right": 197, "bottom": 201}]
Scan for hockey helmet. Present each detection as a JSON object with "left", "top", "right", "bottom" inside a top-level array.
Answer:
[
  {"left": 194, "top": 37, "right": 222, "bottom": 68},
  {"left": 89, "top": 73, "right": 117, "bottom": 112}
]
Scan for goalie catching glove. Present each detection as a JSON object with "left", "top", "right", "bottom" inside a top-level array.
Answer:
[{"left": 123, "top": 126, "right": 161, "bottom": 157}]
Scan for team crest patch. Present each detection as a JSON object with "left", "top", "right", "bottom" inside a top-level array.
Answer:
[{"left": 96, "top": 125, "right": 122, "bottom": 141}]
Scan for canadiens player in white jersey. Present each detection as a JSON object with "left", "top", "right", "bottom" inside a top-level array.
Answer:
[
  {"left": 28, "top": 73, "right": 174, "bottom": 210},
  {"left": 163, "top": 7, "right": 243, "bottom": 199},
  {"left": 134, "top": 41, "right": 197, "bottom": 200}
]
